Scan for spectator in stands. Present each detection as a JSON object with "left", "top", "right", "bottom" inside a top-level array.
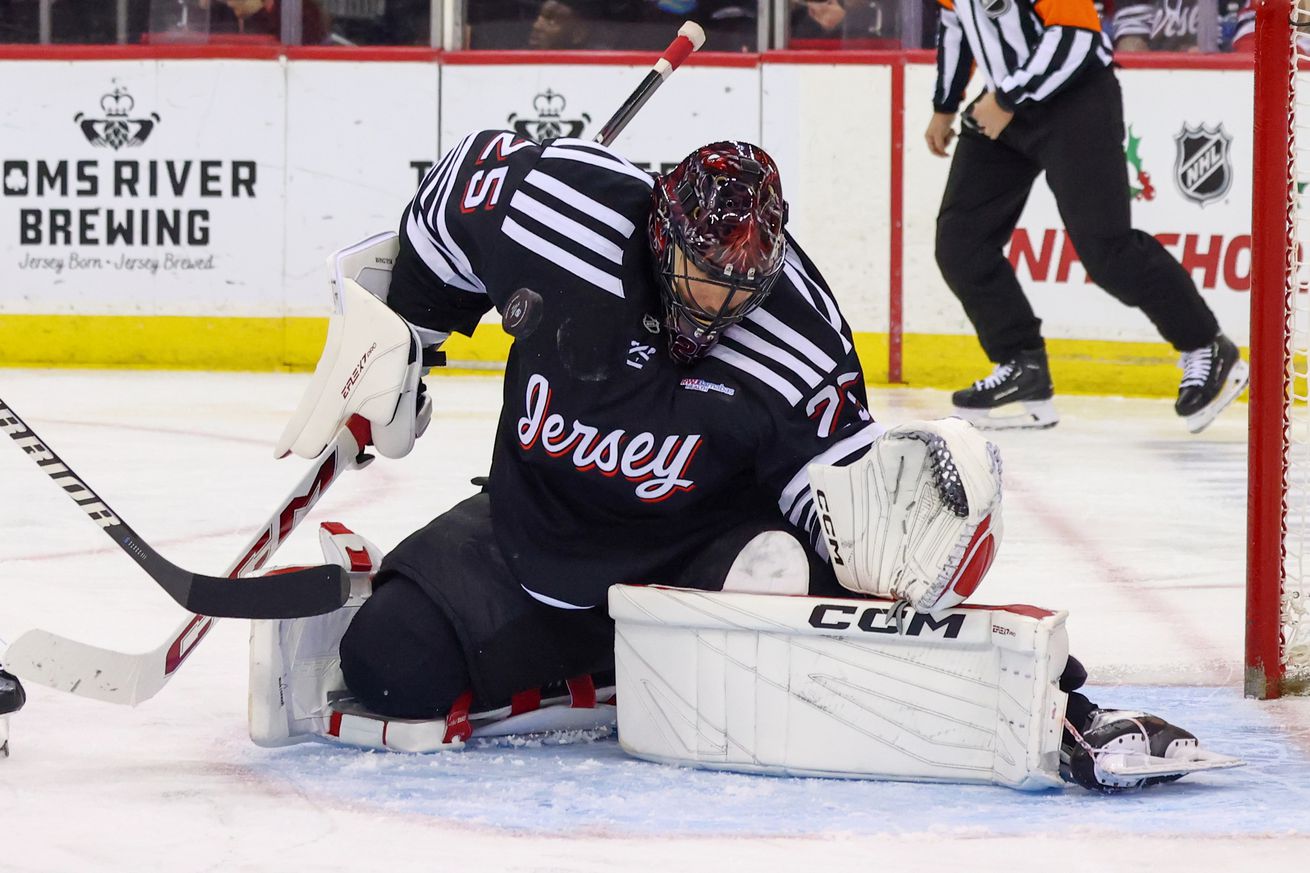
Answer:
[
  {"left": 1111, "top": 0, "right": 1244, "bottom": 52},
  {"left": 325, "top": 0, "right": 431, "bottom": 46},
  {"left": 0, "top": 0, "right": 151, "bottom": 43},
  {"left": 200, "top": 0, "right": 332, "bottom": 44},
  {"left": 790, "top": 0, "right": 847, "bottom": 41},
  {"left": 528, "top": 0, "right": 621, "bottom": 49},
  {"left": 643, "top": 0, "right": 757, "bottom": 52},
  {"left": 1229, "top": 0, "right": 1310, "bottom": 51}
]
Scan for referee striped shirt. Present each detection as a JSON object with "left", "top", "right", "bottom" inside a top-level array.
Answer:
[{"left": 934, "top": 0, "right": 1114, "bottom": 113}]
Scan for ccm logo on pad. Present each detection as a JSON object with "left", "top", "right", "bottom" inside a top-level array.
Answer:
[
  {"left": 808, "top": 603, "right": 966, "bottom": 638},
  {"left": 814, "top": 489, "right": 844, "bottom": 566}
]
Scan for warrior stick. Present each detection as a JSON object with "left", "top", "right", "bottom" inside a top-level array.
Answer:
[
  {"left": 0, "top": 397, "right": 349, "bottom": 620},
  {"left": 593, "top": 21, "right": 706, "bottom": 147},
  {"left": 2, "top": 419, "right": 372, "bottom": 705}
]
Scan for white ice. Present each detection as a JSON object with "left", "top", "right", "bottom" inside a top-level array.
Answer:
[{"left": 1, "top": 368, "right": 1308, "bottom": 872}]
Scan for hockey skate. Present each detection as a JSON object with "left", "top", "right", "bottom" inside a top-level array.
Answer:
[
  {"left": 0, "top": 667, "right": 26, "bottom": 758},
  {"left": 1175, "top": 333, "right": 1249, "bottom": 434},
  {"left": 952, "top": 349, "right": 1058, "bottom": 430},
  {"left": 1061, "top": 709, "right": 1244, "bottom": 793}
]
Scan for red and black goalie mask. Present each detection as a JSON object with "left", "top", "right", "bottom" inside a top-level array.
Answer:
[{"left": 649, "top": 142, "right": 788, "bottom": 364}]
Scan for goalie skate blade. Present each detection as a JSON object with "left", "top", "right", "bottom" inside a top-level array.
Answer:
[
  {"left": 1184, "top": 359, "right": 1250, "bottom": 434},
  {"left": 953, "top": 399, "right": 1059, "bottom": 431},
  {"left": 1098, "top": 748, "right": 1245, "bottom": 780},
  {"left": 187, "top": 563, "right": 351, "bottom": 619}
]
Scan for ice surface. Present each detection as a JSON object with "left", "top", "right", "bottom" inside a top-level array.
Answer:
[{"left": 1, "top": 369, "right": 1308, "bottom": 871}]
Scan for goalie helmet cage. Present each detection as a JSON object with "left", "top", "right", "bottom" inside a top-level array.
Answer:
[{"left": 1249, "top": 0, "right": 1310, "bottom": 698}]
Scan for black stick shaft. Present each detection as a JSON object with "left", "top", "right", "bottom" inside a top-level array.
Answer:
[{"left": 0, "top": 397, "right": 346, "bottom": 619}]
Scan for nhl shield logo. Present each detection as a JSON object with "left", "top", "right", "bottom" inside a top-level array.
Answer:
[{"left": 1173, "top": 123, "right": 1233, "bottom": 206}]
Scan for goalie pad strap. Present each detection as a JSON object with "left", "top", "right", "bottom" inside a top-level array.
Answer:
[{"left": 609, "top": 584, "right": 1069, "bottom": 791}]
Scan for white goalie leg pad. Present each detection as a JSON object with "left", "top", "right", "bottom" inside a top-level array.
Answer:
[
  {"left": 610, "top": 584, "right": 1069, "bottom": 791},
  {"left": 0, "top": 715, "right": 8, "bottom": 758},
  {"left": 275, "top": 232, "right": 444, "bottom": 462},
  {"left": 323, "top": 680, "right": 617, "bottom": 754},
  {"left": 809, "top": 417, "right": 1003, "bottom": 613},
  {"left": 248, "top": 522, "right": 382, "bottom": 747}
]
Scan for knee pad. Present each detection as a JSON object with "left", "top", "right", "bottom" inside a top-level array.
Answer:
[
  {"left": 340, "top": 576, "right": 471, "bottom": 719},
  {"left": 721, "top": 530, "right": 809, "bottom": 595}
]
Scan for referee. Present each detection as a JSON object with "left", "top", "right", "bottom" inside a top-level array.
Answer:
[{"left": 926, "top": 0, "right": 1248, "bottom": 433}]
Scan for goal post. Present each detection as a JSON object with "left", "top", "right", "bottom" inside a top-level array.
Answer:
[{"left": 1248, "top": 0, "right": 1310, "bottom": 698}]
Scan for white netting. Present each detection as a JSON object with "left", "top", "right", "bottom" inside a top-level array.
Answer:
[{"left": 1286, "top": 4, "right": 1310, "bottom": 690}]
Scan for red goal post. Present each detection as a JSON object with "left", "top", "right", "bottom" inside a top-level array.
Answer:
[{"left": 1248, "top": 0, "right": 1310, "bottom": 698}]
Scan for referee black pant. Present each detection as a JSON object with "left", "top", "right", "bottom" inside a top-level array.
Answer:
[{"left": 935, "top": 65, "right": 1219, "bottom": 364}]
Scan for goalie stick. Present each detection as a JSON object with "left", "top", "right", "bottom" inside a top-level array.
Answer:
[
  {"left": 593, "top": 21, "right": 705, "bottom": 147},
  {"left": 1, "top": 418, "right": 373, "bottom": 706},
  {"left": 0, "top": 397, "right": 348, "bottom": 619}
]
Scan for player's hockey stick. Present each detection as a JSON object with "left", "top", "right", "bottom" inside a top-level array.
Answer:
[
  {"left": 1, "top": 419, "right": 373, "bottom": 705},
  {"left": 0, "top": 397, "right": 349, "bottom": 619},
  {"left": 593, "top": 21, "right": 706, "bottom": 147}
]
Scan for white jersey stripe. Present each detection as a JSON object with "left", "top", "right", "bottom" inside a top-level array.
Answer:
[
  {"left": 417, "top": 133, "right": 468, "bottom": 215},
  {"left": 707, "top": 345, "right": 804, "bottom": 406},
  {"left": 722, "top": 327, "right": 823, "bottom": 388},
  {"left": 405, "top": 209, "right": 482, "bottom": 294},
  {"left": 745, "top": 308, "right": 838, "bottom": 372},
  {"left": 521, "top": 584, "right": 591, "bottom": 609},
  {"left": 776, "top": 422, "right": 884, "bottom": 518},
  {"left": 503, "top": 216, "right": 625, "bottom": 298},
  {"left": 541, "top": 144, "right": 655, "bottom": 188},
  {"left": 509, "top": 190, "right": 625, "bottom": 265},
  {"left": 430, "top": 134, "right": 486, "bottom": 293},
  {"left": 783, "top": 254, "right": 852, "bottom": 354},
  {"left": 524, "top": 170, "right": 637, "bottom": 238}
]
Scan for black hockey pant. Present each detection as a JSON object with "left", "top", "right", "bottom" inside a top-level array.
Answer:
[
  {"left": 339, "top": 492, "right": 837, "bottom": 719},
  {"left": 934, "top": 65, "right": 1219, "bottom": 364}
]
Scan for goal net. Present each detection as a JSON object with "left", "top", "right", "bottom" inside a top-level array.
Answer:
[{"left": 1249, "top": 0, "right": 1310, "bottom": 698}]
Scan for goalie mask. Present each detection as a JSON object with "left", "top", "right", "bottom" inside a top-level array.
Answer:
[{"left": 649, "top": 142, "right": 788, "bottom": 364}]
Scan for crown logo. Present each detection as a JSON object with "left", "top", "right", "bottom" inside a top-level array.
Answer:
[
  {"left": 533, "top": 90, "right": 567, "bottom": 119},
  {"left": 101, "top": 86, "right": 135, "bottom": 118},
  {"left": 75, "top": 80, "right": 160, "bottom": 150},
  {"left": 508, "top": 88, "right": 590, "bottom": 142}
]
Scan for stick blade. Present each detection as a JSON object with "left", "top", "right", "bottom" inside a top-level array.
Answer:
[
  {"left": 185, "top": 563, "right": 351, "bottom": 619},
  {"left": 4, "top": 629, "right": 166, "bottom": 706}
]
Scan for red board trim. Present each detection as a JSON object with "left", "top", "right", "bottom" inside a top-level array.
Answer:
[
  {"left": 440, "top": 50, "right": 758, "bottom": 67},
  {"left": 0, "top": 44, "right": 280, "bottom": 60}
]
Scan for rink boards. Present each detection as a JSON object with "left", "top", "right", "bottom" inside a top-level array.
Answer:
[{"left": 0, "top": 50, "right": 1256, "bottom": 393}]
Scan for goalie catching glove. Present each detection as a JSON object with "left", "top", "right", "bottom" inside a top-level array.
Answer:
[
  {"left": 276, "top": 233, "right": 446, "bottom": 462},
  {"left": 808, "top": 417, "right": 1002, "bottom": 613}
]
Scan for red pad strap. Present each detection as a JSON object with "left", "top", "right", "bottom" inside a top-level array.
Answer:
[
  {"left": 443, "top": 690, "right": 474, "bottom": 744},
  {"left": 327, "top": 709, "right": 343, "bottom": 738},
  {"left": 343, "top": 547, "right": 372, "bottom": 572},
  {"left": 510, "top": 688, "right": 542, "bottom": 716},
  {"left": 566, "top": 675, "right": 596, "bottom": 709}
]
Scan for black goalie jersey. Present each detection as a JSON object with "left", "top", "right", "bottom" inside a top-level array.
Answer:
[{"left": 387, "top": 129, "right": 883, "bottom": 609}]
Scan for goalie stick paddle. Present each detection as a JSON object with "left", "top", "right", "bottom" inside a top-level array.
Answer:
[
  {"left": 0, "top": 397, "right": 349, "bottom": 620},
  {"left": 2, "top": 419, "right": 372, "bottom": 705},
  {"left": 593, "top": 21, "right": 705, "bottom": 147}
]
